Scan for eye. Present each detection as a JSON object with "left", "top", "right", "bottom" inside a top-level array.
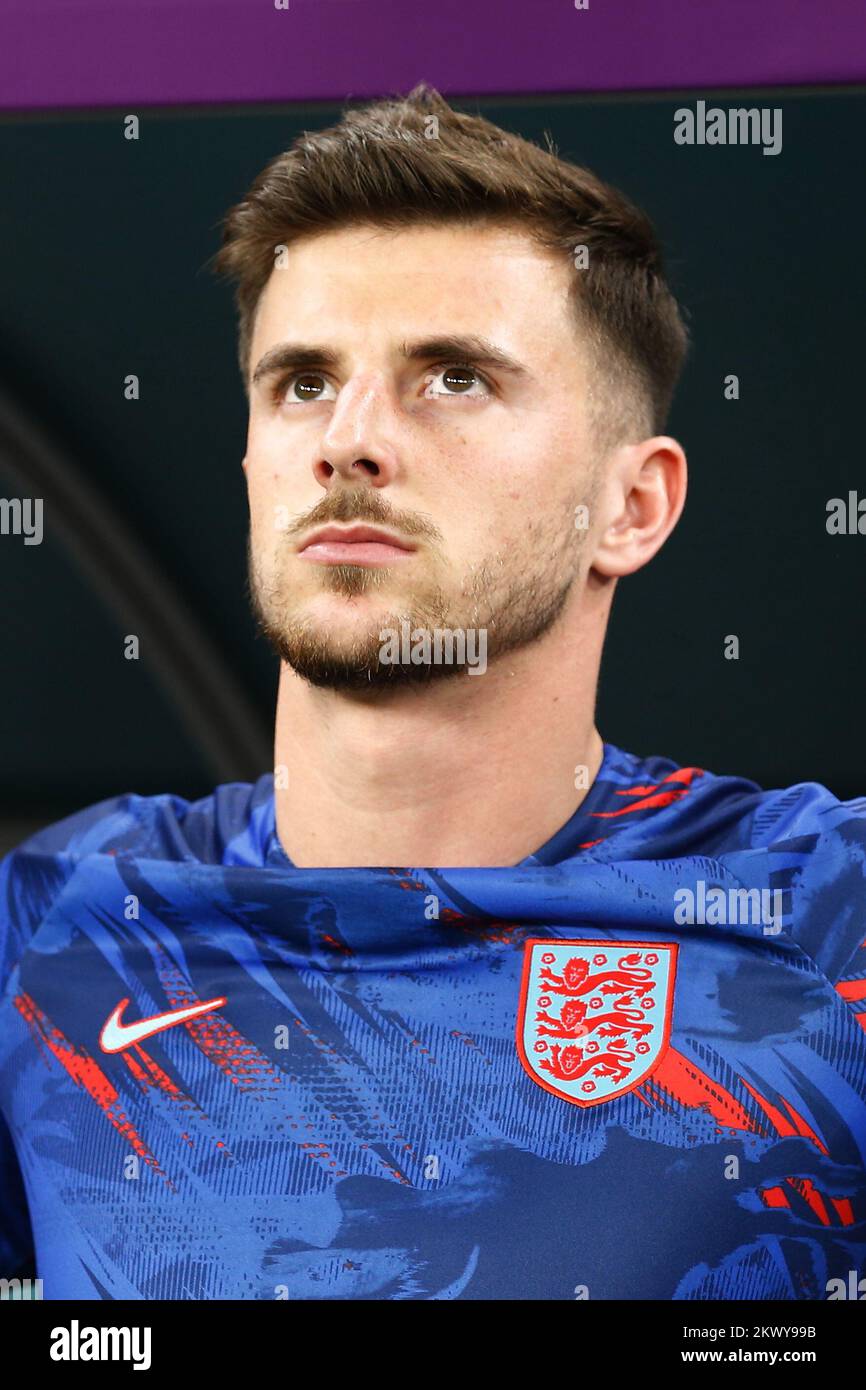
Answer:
[
  {"left": 279, "top": 372, "right": 337, "bottom": 404},
  {"left": 424, "top": 363, "right": 491, "bottom": 399}
]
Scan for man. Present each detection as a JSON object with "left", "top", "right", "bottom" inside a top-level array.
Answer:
[{"left": 0, "top": 84, "right": 864, "bottom": 1301}]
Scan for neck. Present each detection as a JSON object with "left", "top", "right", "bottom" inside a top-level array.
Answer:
[{"left": 272, "top": 606, "right": 607, "bottom": 868}]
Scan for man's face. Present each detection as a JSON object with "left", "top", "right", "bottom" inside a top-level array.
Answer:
[{"left": 244, "top": 221, "right": 603, "bottom": 691}]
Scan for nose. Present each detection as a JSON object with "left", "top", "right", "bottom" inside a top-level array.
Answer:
[{"left": 312, "top": 372, "right": 401, "bottom": 491}]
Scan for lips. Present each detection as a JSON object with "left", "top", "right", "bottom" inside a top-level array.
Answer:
[{"left": 298, "top": 523, "right": 416, "bottom": 567}]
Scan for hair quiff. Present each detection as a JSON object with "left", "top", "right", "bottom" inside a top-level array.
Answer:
[{"left": 215, "top": 83, "right": 689, "bottom": 450}]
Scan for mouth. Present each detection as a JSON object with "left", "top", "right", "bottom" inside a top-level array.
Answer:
[{"left": 297, "top": 523, "right": 417, "bottom": 567}]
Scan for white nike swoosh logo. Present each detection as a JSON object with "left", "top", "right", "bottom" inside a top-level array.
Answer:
[{"left": 98, "top": 995, "right": 227, "bottom": 1053}]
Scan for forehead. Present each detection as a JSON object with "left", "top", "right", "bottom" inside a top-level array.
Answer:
[{"left": 250, "top": 221, "right": 577, "bottom": 358}]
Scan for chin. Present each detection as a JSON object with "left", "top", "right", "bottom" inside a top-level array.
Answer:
[
  {"left": 286, "top": 650, "right": 472, "bottom": 694},
  {"left": 295, "top": 589, "right": 397, "bottom": 634}
]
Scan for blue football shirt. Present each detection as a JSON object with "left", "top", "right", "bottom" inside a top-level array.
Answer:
[{"left": 0, "top": 741, "right": 864, "bottom": 1300}]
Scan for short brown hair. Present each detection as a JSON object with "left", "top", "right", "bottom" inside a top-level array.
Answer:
[{"left": 215, "top": 83, "right": 689, "bottom": 450}]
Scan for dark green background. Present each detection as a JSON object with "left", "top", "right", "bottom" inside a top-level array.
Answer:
[{"left": 0, "top": 88, "right": 863, "bottom": 835}]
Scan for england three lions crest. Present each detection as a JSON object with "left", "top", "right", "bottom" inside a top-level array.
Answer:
[{"left": 516, "top": 940, "right": 678, "bottom": 1107}]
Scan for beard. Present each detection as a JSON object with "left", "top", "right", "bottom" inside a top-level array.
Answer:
[{"left": 247, "top": 490, "right": 593, "bottom": 693}]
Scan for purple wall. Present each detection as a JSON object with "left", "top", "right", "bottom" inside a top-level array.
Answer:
[{"left": 1, "top": 0, "right": 864, "bottom": 112}]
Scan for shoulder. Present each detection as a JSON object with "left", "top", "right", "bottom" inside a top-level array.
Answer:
[
  {"left": 634, "top": 747, "right": 866, "bottom": 986},
  {"left": 0, "top": 774, "right": 274, "bottom": 981},
  {"left": 600, "top": 743, "right": 857, "bottom": 853},
  {"left": 3, "top": 775, "right": 275, "bottom": 865},
  {"left": 597, "top": 746, "right": 866, "bottom": 988},
  {"left": 707, "top": 772, "right": 860, "bottom": 851}
]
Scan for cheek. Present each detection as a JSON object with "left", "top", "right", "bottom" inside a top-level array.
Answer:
[
  {"left": 245, "top": 423, "right": 310, "bottom": 510},
  {"left": 245, "top": 410, "right": 292, "bottom": 471},
  {"left": 244, "top": 433, "right": 289, "bottom": 498},
  {"left": 244, "top": 464, "right": 271, "bottom": 516},
  {"left": 245, "top": 472, "right": 285, "bottom": 552}
]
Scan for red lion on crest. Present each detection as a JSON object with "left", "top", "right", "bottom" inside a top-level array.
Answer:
[
  {"left": 540, "top": 1039, "right": 636, "bottom": 1084},
  {"left": 535, "top": 999, "right": 652, "bottom": 1040},
  {"left": 538, "top": 953, "right": 653, "bottom": 997}
]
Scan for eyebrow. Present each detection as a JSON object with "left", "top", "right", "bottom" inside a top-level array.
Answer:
[{"left": 250, "top": 334, "right": 531, "bottom": 388}]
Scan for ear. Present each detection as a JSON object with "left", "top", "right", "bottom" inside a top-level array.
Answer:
[
  {"left": 590, "top": 436, "right": 688, "bottom": 579},
  {"left": 241, "top": 454, "right": 249, "bottom": 476}
]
